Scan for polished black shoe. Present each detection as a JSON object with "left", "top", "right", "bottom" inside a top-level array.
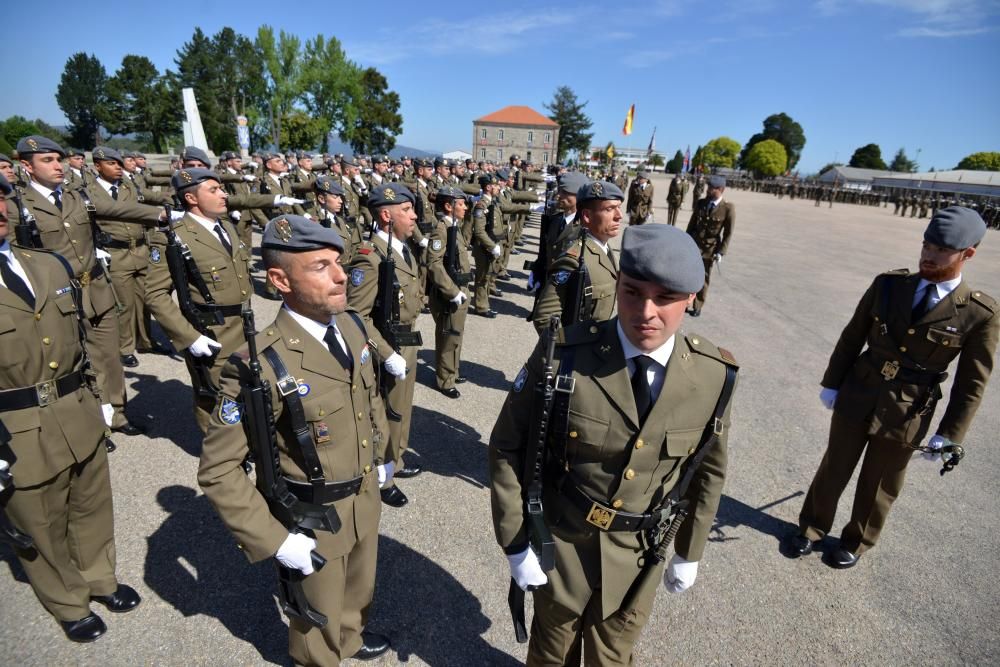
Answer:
[
  {"left": 511, "top": 249, "right": 521, "bottom": 255},
  {"left": 825, "top": 546, "right": 860, "bottom": 569},
  {"left": 455, "top": 376, "right": 468, "bottom": 384},
  {"left": 476, "top": 309, "right": 497, "bottom": 319},
  {"left": 111, "top": 421, "right": 145, "bottom": 436},
  {"left": 497, "top": 273, "right": 512, "bottom": 281},
  {"left": 395, "top": 463, "right": 422, "bottom": 478},
  {"left": 686, "top": 308, "right": 701, "bottom": 317},
  {"left": 92, "top": 584, "right": 142, "bottom": 613},
  {"left": 440, "top": 387, "right": 460, "bottom": 399},
  {"left": 380, "top": 486, "right": 408, "bottom": 508},
  {"left": 420, "top": 305, "right": 431, "bottom": 314},
  {"left": 61, "top": 613, "right": 107, "bottom": 643},
  {"left": 119, "top": 354, "right": 139, "bottom": 368},
  {"left": 351, "top": 631, "right": 391, "bottom": 661},
  {"left": 490, "top": 287, "right": 503, "bottom": 297},
  {"left": 104, "top": 438, "right": 117, "bottom": 454},
  {"left": 782, "top": 533, "right": 817, "bottom": 558}
]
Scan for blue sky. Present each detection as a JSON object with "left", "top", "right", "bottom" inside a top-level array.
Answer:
[{"left": 6, "top": 0, "right": 999, "bottom": 173}]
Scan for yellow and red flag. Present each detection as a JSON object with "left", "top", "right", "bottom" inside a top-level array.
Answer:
[{"left": 622, "top": 104, "right": 634, "bottom": 136}]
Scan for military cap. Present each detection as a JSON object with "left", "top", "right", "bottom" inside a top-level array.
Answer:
[
  {"left": 171, "top": 167, "right": 221, "bottom": 192},
  {"left": 374, "top": 154, "right": 389, "bottom": 164},
  {"left": 497, "top": 169, "right": 511, "bottom": 181},
  {"left": 92, "top": 146, "right": 124, "bottom": 165},
  {"left": 479, "top": 173, "right": 498, "bottom": 188},
  {"left": 510, "top": 154, "right": 521, "bottom": 161},
  {"left": 68, "top": 148, "right": 86, "bottom": 158},
  {"left": 414, "top": 158, "right": 432, "bottom": 168},
  {"left": 0, "top": 173, "right": 11, "bottom": 196},
  {"left": 133, "top": 151, "right": 146, "bottom": 159},
  {"left": 261, "top": 214, "right": 344, "bottom": 253},
  {"left": 341, "top": 156, "right": 359, "bottom": 167},
  {"left": 262, "top": 152, "right": 284, "bottom": 163},
  {"left": 314, "top": 175, "right": 345, "bottom": 196},
  {"left": 298, "top": 151, "right": 313, "bottom": 160},
  {"left": 708, "top": 175, "right": 726, "bottom": 188},
  {"left": 180, "top": 146, "right": 212, "bottom": 166},
  {"left": 220, "top": 150, "right": 239, "bottom": 161},
  {"left": 620, "top": 224, "right": 704, "bottom": 294},
  {"left": 436, "top": 185, "right": 465, "bottom": 200},
  {"left": 401, "top": 155, "right": 410, "bottom": 161},
  {"left": 368, "top": 183, "right": 415, "bottom": 208},
  {"left": 0, "top": 153, "right": 11, "bottom": 165},
  {"left": 558, "top": 172, "right": 590, "bottom": 195},
  {"left": 16, "top": 135, "right": 66, "bottom": 157},
  {"left": 924, "top": 206, "right": 987, "bottom": 249},
  {"left": 577, "top": 180, "right": 624, "bottom": 204},
  {"left": 637, "top": 170, "right": 649, "bottom": 179},
  {"left": 434, "top": 156, "right": 447, "bottom": 167}
]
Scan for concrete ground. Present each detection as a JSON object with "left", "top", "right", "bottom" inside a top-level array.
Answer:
[{"left": 2, "top": 172, "right": 998, "bottom": 666}]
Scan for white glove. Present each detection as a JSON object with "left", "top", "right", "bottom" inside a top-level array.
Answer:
[
  {"left": 506, "top": 547, "right": 548, "bottom": 591},
  {"left": 274, "top": 195, "right": 305, "bottom": 207},
  {"left": 303, "top": 213, "right": 313, "bottom": 220},
  {"left": 450, "top": 292, "right": 467, "bottom": 306},
  {"left": 713, "top": 253, "right": 722, "bottom": 263},
  {"left": 384, "top": 352, "right": 407, "bottom": 379},
  {"left": 101, "top": 403, "right": 114, "bottom": 427},
  {"left": 663, "top": 554, "right": 698, "bottom": 593},
  {"left": 242, "top": 174, "right": 256, "bottom": 182},
  {"left": 245, "top": 162, "right": 258, "bottom": 170},
  {"left": 491, "top": 245, "right": 502, "bottom": 258},
  {"left": 530, "top": 202, "right": 545, "bottom": 213},
  {"left": 0, "top": 460, "right": 10, "bottom": 491},
  {"left": 419, "top": 237, "right": 429, "bottom": 249},
  {"left": 188, "top": 335, "right": 222, "bottom": 358},
  {"left": 377, "top": 461, "right": 395, "bottom": 488},
  {"left": 275, "top": 532, "right": 318, "bottom": 575},
  {"left": 230, "top": 210, "right": 241, "bottom": 221},
  {"left": 923, "top": 434, "right": 946, "bottom": 462},
  {"left": 95, "top": 248, "right": 111, "bottom": 262},
  {"left": 170, "top": 210, "right": 185, "bottom": 221},
  {"left": 819, "top": 387, "right": 838, "bottom": 410}
]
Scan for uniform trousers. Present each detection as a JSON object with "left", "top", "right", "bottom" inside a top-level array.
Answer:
[
  {"left": 380, "top": 342, "right": 417, "bottom": 490},
  {"left": 85, "top": 305, "right": 128, "bottom": 429},
  {"left": 429, "top": 291, "right": 468, "bottom": 390}
]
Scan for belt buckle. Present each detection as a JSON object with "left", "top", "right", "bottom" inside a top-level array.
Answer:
[
  {"left": 36, "top": 380, "right": 57, "bottom": 407},
  {"left": 79, "top": 271, "right": 91, "bottom": 287},
  {"left": 881, "top": 360, "right": 900, "bottom": 381},
  {"left": 585, "top": 502, "right": 616, "bottom": 530}
]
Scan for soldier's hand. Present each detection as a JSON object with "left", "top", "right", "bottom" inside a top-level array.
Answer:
[
  {"left": 242, "top": 174, "right": 257, "bottom": 182},
  {"left": 384, "top": 352, "right": 407, "bottom": 379},
  {"left": 274, "top": 195, "right": 305, "bottom": 207},
  {"left": 95, "top": 248, "right": 111, "bottom": 262},
  {"left": 450, "top": 292, "right": 467, "bottom": 306},
  {"left": 506, "top": 547, "right": 547, "bottom": 591},
  {"left": 0, "top": 460, "right": 10, "bottom": 491},
  {"left": 663, "top": 554, "right": 698, "bottom": 593},
  {"left": 526, "top": 274, "right": 541, "bottom": 293},
  {"left": 377, "top": 461, "right": 395, "bottom": 488},
  {"left": 922, "top": 434, "right": 946, "bottom": 462},
  {"left": 230, "top": 210, "right": 241, "bottom": 221},
  {"left": 491, "top": 245, "right": 502, "bottom": 258},
  {"left": 275, "top": 532, "right": 318, "bottom": 575},
  {"left": 188, "top": 335, "right": 222, "bottom": 358},
  {"left": 418, "top": 237, "right": 429, "bottom": 249},
  {"left": 713, "top": 253, "right": 722, "bottom": 263},
  {"left": 819, "top": 387, "right": 838, "bottom": 410}
]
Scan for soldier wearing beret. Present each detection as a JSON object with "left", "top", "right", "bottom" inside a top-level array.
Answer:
[
  {"left": 340, "top": 157, "right": 374, "bottom": 234},
  {"left": 532, "top": 181, "right": 623, "bottom": 334},
  {"left": 785, "top": 207, "right": 999, "bottom": 568},
  {"left": 347, "top": 184, "right": 424, "bottom": 508},
  {"left": 626, "top": 170, "right": 654, "bottom": 225},
  {"left": 527, "top": 172, "right": 589, "bottom": 295},
  {"left": 144, "top": 169, "right": 253, "bottom": 434},
  {"left": 313, "top": 175, "right": 362, "bottom": 263},
  {"left": 63, "top": 149, "right": 94, "bottom": 189},
  {"left": 199, "top": 215, "right": 392, "bottom": 665},
  {"left": 0, "top": 173, "right": 142, "bottom": 643},
  {"left": 11, "top": 136, "right": 165, "bottom": 439},
  {"left": 219, "top": 151, "right": 264, "bottom": 248},
  {"left": 289, "top": 152, "right": 318, "bottom": 210},
  {"left": 470, "top": 174, "right": 504, "bottom": 318},
  {"left": 685, "top": 175, "right": 735, "bottom": 317},
  {"left": 666, "top": 173, "right": 684, "bottom": 226},
  {"left": 496, "top": 169, "right": 535, "bottom": 280},
  {"left": 491, "top": 224, "right": 738, "bottom": 665}
]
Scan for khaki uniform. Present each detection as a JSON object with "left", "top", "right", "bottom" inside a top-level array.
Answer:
[
  {"left": 626, "top": 179, "right": 653, "bottom": 224},
  {"left": 144, "top": 214, "right": 253, "bottom": 433},
  {"left": 471, "top": 194, "right": 502, "bottom": 313},
  {"left": 533, "top": 233, "right": 618, "bottom": 333},
  {"left": 0, "top": 246, "right": 118, "bottom": 622},
  {"left": 800, "top": 270, "right": 999, "bottom": 554},
  {"left": 666, "top": 177, "right": 684, "bottom": 225},
  {"left": 318, "top": 210, "right": 362, "bottom": 265},
  {"left": 199, "top": 308, "right": 388, "bottom": 666},
  {"left": 686, "top": 198, "right": 735, "bottom": 312},
  {"left": 490, "top": 320, "right": 735, "bottom": 665},
  {"left": 426, "top": 214, "right": 471, "bottom": 390},
  {"left": 346, "top": 236, "right": 422, "bottom": 476}
]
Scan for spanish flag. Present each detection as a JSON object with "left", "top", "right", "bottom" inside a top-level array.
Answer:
[{"left": 622, "top": 104, "right": 634, "bottom": 136}]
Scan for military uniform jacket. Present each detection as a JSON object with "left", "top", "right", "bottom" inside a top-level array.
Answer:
[
  {"left": 823, "top": 270, "right": 999, "bottom": 445},
  {"left": 490, "top": 319, "right": 734, "bottom": 616},
  {"left": 686, "top": 197, "right": 735, "bottom": 257},
  {"left": 667, "top": 177, "right": 684, "bottom": 205},
  {"left": 472, "top": 195, "right": 501, "bottom": 253},
  {"left": 346, "top": 235, "right": 423, "bottom": 359},
  {"left": 199, "top": 307, "right": 388, "bottom": 562},
  {"left": 426, "top": 215, "right": 471, "bottom": 300},
  {"left": 145, "top": 213, "right": 252, "bottom": 350},
  {"left": 257, "top": 173, "right": 306, "bottom": 218},
  {"left": 0, "top": 248, "right": 107, "bottom": 487},
  {"left": 531, "top": 210, "right": 575, "bottom": 283},
  {"left": 125, "top": 171, "right": 172, "bottom": 206},
  {"left": 319, "top": 211, "right": 362, "bottom": 264},
  {"left": 339, "top": 175, "right": 363, "bottom": 222},
  {"left": 533, "top": 233, "right": 618, "bottom": 331},
  {"left": 91, "top": 178, "right": 156, "bottom": 273},
  {"left": 627, "top": 179, "right": 654, "bottom": 219}
]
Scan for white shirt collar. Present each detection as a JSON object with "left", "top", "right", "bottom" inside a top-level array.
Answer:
[
  {"left": 916, "top": 274, "right": 962, "bottom": 299},
  {"left": 96, "top": 176, "right": 119, "bottom": 194},
  {"left": 283, "top": 305, "right": 336, "bottom": 346},
  {"left": 616, "top": 320, "right": 675, "bottom": 369},
  {"left": 375, "top": 229, "right": 407, "bottom": 256},
  {"left": 30, "top": 181, "right": 57, "bottom": 199},
  {"left": 0, "top": 239, "right": 13, "bottom": 257},
  {"left": 187, "top": 211, "right": 222, "bottom": 236},
  {"left": 586, "top": 231, "right": 609, "bottom": 254},
  {"left": 564, "top": 211, "right": 576, "bottom": 224}
]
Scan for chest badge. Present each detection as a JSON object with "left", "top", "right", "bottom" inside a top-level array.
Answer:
[
  {"left": 552, "top": 270, "right": 570, "bottom": 286},
  {"left": 513, "top": 366, "right": 528, "bottom": 392},
  {"left": 297, "top": 380, "right": 310, "bottom": 396},
  {"left": 360, "top": 345, "right": 370, "bottom": 365},
  {"left": 314, "top": 422, "right": 331, "bottom": 443}
]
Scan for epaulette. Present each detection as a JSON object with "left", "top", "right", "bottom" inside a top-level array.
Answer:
[
  {"left": 556, "top": 320, "right": 603, "bottom": 347},
  {"left": 686, "top": 334, "right": 739, "bottom": 368},
  {"left": 357, "top": 244, "right": 372, "bottom": 255},
  {"left": 881, "top": 268, "right": 911, "bottom": 277},
  {"left": 970, "top": 289, "right": 998, "bottom": 313}
]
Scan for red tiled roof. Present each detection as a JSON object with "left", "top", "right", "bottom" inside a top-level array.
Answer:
[{"left": 475, "top": 105, "right": 559, "bottom": 127}]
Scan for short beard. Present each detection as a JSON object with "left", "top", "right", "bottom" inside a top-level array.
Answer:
[{"left": 919, "top": 262, "right": 959, "bottom": 282}]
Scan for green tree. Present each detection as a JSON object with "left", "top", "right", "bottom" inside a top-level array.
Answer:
[
  {"left": 175, "top": 28, "right": 232, "bottom": 151},
  {"left": 848, "top": 143, "right": 887, "bottom": 170},
  {"left": 956, "top": 151, "right": 1000, "bottom": 171},
  {"left": 56, "top": 53, "right": 107, "bottom": 149},
  {"left": 739, "top": 112, "right": 806, "bottom": 170},
  {"left": 701, "top": 136, "right": 741, "bottom": 168},
  {"left": 888, "top": 148, "right": 919, "bottom": 172},
  {"left": 100, "top": 55, "right": 181, "bottom": 153},
  {"left": 211, "top": 28, "right": 268, "bottom": 150},
  {"left": 1, "top": 116, "right": 43, "bottom": 149},
  {"left": 691, "top": 145, "right": 705, "bottom": 171},
  {"left": 544, "top": 86, "right": 593, "bottom": 163},
  {"left": 648, "top": 154, "right": 664, "bottom": 168},
  {"left": 666, "top": 149, "right": 684, "bottom": 174},
  {"left": 256, "top": 26, "right": 303, "bottom": 148},
  {"left": 341, "top": 68, "right": 402, "bottom": 154},
  {"left": 743, "top": 139, "right": 787, "bottom": 176},
  {"left": 281, "top": 110, "right": 327, "bottom": 150},
  {"left": 301, "top": 34, "right": 362, "bottom": 152}
]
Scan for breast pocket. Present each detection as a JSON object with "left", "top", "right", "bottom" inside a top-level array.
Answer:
[
  {"left": 565, "top": 410, "right": 609, "bottom": 463},
  {"left": 0, "top": 314, "right": 20, "bottom": 368},
  {"left": 302, "top": 387, "right": 346, "bottom": 450},
  {"left": 926, "top": 327, "right": 962, "bottom": 357}
]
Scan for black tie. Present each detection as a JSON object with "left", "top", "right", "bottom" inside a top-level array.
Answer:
[
  {"left": 214, "top": 223, "right": 233, "bottom": 255},
  {"left": 401, "top": 243, "right": 413, "bottom": 269},
  {"left": 324, "top": 325, "right": 353, "bottom": 372},
  {"left": 0, "top": 254, "right": 35, "bottom": 309},
  {"left": 110, "top": 184, "right": 119, "bottom": 200},
  {"left": 912, "top": 284, "right": 935, "bottom": 322},
  {"left": 52, "top": 189, "right": 63, "bottom": 211},
  {"left": 631, "top": 355, "right": 655, "bottom": 423},
  {"left": 607, "top": 249, "right": 618, "bottom": 272}
]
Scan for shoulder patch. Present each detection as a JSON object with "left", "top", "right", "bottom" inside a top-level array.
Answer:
[
  {"left": 431, "top": 239, "right": 443, "bottom": 251},
  {"left": 881, "top": 267, "right": 910, "bottom": 277},
  {"left": 512, "top": 366, "right": 528, "bottom": 392},
  {"left": 970, "top": 290, "right": 998, "bottom": 313},
  {"left": 218, "top": 396, "right": 242, "bottom": 425},
  {"left": 552, "top": 270, "right": 571, "bottom": 286},
  {"left": 358, "top": 246, "right": 372, "bottom": 255},
  {"left": 350, "top": 268, "right": 365, "bottom": 286},
  {"left": 149, "top": 247, "right": 161, "bottom": 263}
]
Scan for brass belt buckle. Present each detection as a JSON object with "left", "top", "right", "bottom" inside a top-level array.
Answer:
[
  {"left": 585, "top": 502, "right": 616, "bottom": 530},
  {"left": 79, "top": 270, "right": 91, "bottom": 287},
  {"left": 36, "top": 380, "right": 57, "bottom": 407},
  {"left": 881, "top": 360, "right": 900, "bottom": 381}
]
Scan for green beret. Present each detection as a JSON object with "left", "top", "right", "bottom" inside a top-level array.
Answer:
[
  {"left": 436, "top": 185, "right": 465, "bottom": 200},
  {"left": 558, "top": 172, "right": 589, "bottom": 195},
  {"left": 368, "top": 183, "right": 415, "bottom": 208},
  {"left": 620, "top": 225, "right": 704, "bottom": 294},
  {"left": 16, "top": 135, "right": 66, "bottom": 158},
  {"left": 341, "top": 156, "right": 359, "bottom": 167},
  {"left": 924, "top": 206, "right": 987, "bottom": 249},
  {"left": 171, "top": 167, "right": 221, "bottom": 192},
  {"left": 262, "top": 214, "right": 344, "bottom": 253}
]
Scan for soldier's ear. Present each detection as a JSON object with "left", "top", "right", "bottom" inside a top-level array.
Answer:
[{"left": 962, "top": 246, "right": 977, "bottom": 261}]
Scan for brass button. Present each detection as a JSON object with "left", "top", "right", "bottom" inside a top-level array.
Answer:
[
  {"left": 318, "top": 409, "right": 325, "bottom": 417},
  {"left": 237, "top": 274, "right": 243, "bottom": 279},
  {"left": 71, "top": 239, "right": 77, "bottom": 244},
  {"left": 691, "top": 337, "right": 700, "bottom": 345},
  {"left": 635, "top": 438, "right": 644, "bottom": 449},
  {"left": 240, "top": 290, "right": 247, "bottom": 296},
  {"left": 266, "top": 329, "right": 274, "bottom": 336},
  {"left": 210, "top": 266, "right": 217, "bottom": 271},
  {"left": 49, "top": 361, "right": 59, "bottom": 369},
  {"left": 612, "top": 499, "right": 623, "bottom": 509},
  {"left": 942, "top": 340, "right": 950, "bottom": 346},
  {"left": 364, "top": 464, "right": 371, "bottom": 473},
  {"left": 589, "top": 325, "right": 598, "bottom": 334},
  {"left": 35, "top": 313, "right": 42, "bottom": 321},
  {"left": 688, "top": 447, "right": 696, "bottom": 455},
  {"left": 357, "top": 412, "right": 363, "bottom": 420},
  {"left": 900, "top": 346, "right": 907, "bottom": 352},
  {"left": 569, "top": 430, "right": 578, "bottom": 439},
  {"left": 352, "top": 384, "right": 357, "bottom": 391},
  {"left": 42, "top": 337, "right": 51, "bottom": 345},
  {"left": 362, "top": 439, "right": 368, "bottom": 448},
  {"left": 624, "top": 469, "right": 635, "bottom": 480},
  {"left": 907, "top": 328, "right": 915, "bottom": 335}
]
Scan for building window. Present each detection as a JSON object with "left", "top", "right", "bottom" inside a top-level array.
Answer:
[
  {"left": 497, "top": 129, "right": 504, "bottom": 141},
  {"left": 480, "top": 148, "right": 486, "bottom": 160},
  {"left": 526, "top": 151, "right": 532, "bottom": 162},
  {"left": 543, "top": 152, "right": 549, "bottom": 164},
  {"left": 497, "top": 149, "right": 503, "bottom": 161},
  {"left": 480, "top": 128, "right": 487, "bottom": 139},
  {"left": 527, "top": 130, "right": 534, "bottom": 144},
  {"left": 544, "top": 132, "right": 551, "bottom": 143}
]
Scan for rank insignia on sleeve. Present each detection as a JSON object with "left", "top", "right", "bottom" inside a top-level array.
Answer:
[
  {"left": 360, "top": 345, "right": 370, "bottom": 365},
  {"left": 149, "top": 247, "right": 161, "bottom": 263},
  {"left": 350, "top": 268, "right": 365, "bottom": 286},
  {"left": 432, "top": 239, "right": 443, "bottom": 251},
  {"left": 55, "top": 285, "right": 73, "bottom": 296},
  {"left": 513, "top": 366, "right": 528, "bottom": 392},
  {"left": 219, "top": 397, "right": 242, "bottom": 425},
  {"left": 552, "top": 270, "right": 570, "bottom": 286}
]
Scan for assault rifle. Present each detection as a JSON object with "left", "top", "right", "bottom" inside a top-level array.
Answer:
[
  {"left": 372, "top": 249, "right": 422, "bottom": 420},
  {"left": 560, "top": 226, "right": 592, "bottom": 326}
]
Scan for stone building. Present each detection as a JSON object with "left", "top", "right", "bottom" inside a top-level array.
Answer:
[{"left": 472, "top": 105, "right": 559, "bottom": 166}]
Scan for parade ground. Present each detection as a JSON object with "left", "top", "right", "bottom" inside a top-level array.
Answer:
[{"left": 2, "top": 172, "right": 998, "bottom": 666}]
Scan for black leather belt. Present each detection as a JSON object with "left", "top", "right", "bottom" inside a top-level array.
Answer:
[
  {"left": 867, "top": 356, "right": 948, "bottom": 385},
  {"left": 564, "top": 482, "right": 660, "bottom": 532},
  {"left": 285, "top": 475, "right": 365, "bottom": 504},
  {"left": 0, "top": 371, "right": 86, "bottom": 410},
  {"left": 102, "top": 237, "right": 146, "bottom": 250},
  {"left": 191, "top": 303, "right": 243, "bottom": 318}
]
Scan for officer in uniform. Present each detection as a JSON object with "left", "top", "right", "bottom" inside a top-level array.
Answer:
[
  {"left": 346, "top": 184, "right": 424, "bottom": 508},
  {"left": 470, "top": 174, "right": 504, "bottom": 318},
  {"left": 0, "top": 174, "right": 141, "bottom": 643},
  {"left": 785, "top": 207, "right": 998, "bottom": 568},
  {"left": 685, "top": 175, "right": 735, "bottom": 317},
  {"left": 313, "top": 175, "right": 362, "bottom": 262},
  {"left": 490, "top": 224, "right": 737, "bottom": 666},
  {"left": 199, "top": 215, "right": 392, "bottom": 665},
  {"left": 533, "top": 181, "right": 623, "bottom": 333},
  {"left": 63, "top": 149, "right": 93, "bottom": 189},
  {"left": 691, "top": 175, "right": 706, "bottom": 210},
  {"left": 626, "top": 170, "right": 654, "bottom": 225},
  {"left": 144, "top": 169, "right": 253, "bottom": 434},
  {"left": 527, "top": 172, "right": 589, "bottom": 294},
  {"left": 666, "top": 173, "right": 684, "bottom": 225}
]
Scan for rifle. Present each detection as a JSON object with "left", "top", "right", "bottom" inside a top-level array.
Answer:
[
  {"left": 0, "top": 420, "right": 34, "bottom": 551},
  {"left": 442, "top": 224, "right": 473, "bottom": 336},
  {"left": 239, "top": 307, "right": 334, "bottom": 629},
  {"left": 11, "top": 190, "right": 42, "bottom": 248},
  {"left": 76, "top": 187, "right": 125, "bottom": 315},
  {"left": 508, "top": 316, "right": 561, "bottom": 642},
  {"left": 414, "top": 190, "right": 432, "bottom": 235},
  {"left": 560, "top": 226, "right": 592, "bottom": 326},
  {"left": 372, "top": 248, "right": 422, "bottom": 420}
]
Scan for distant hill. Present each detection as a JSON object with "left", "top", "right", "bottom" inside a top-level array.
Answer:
[{"left": 325, "top": 133, "right": 437, "bottom": 159}]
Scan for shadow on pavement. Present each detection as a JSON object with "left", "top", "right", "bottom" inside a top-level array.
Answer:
[
  {"left": 490, "top": 296, "right": 531, "bottom": 320},
  {"left": 709, "top": 491, "right": 804, "bottom": 544},
  {"left": 372, "top": 535, "right": 520, "bottom": 666},
  {"left": 145, "top": 485, "right": 289, "bottom": 666},
  {"left": 125, "top": 371, "right": 204, "bottom": 457},
  {"left": 407, "top": 405, "right": 487, "bottom": 489},
  {"left": 416, "top": 349, "right": 512, "bottom": 393}
]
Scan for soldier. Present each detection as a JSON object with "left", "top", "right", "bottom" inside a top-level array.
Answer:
[
  {"left": 257, "top": 153, "right": 306, "bottom": 219},
  {"left": 0, "top": 174, "right": 141, "bottom": 643},
  {"left": 347, "top": 184, "right": 424, "bottom": 508},
  {"left": 63, "top": 149, "right": 93, "bottom": 189},
  {"left": 533, "top": 180, "right": 623, "bottom": 333},
  {"left": 685, "top": 175, "right": 735, "bottom": 317},
  {"left": 289, "top": 151, "right": 318, "bottom": 213},
  {"left": 899, "top": 192, "right": 910, "bottom": 217},
  {"left": 144, "top": 168, "right": 253, "bottom": 434},
  {"left": 491, "top": 224, "right": 737, "bottom": 666},
  {"left": 527, "top": 172, "right": 589, "bottom": 294},
  {"left": 470, "top": 174, "right": 504, "bottom": 318},
  {"left": 219, "top": 151, "right": 264, "bottom": 248},
  {"left": 626, "top": 170, "right": 653, "bottom": 225},
  {"left": 784, "top": 207, "right": 998, "bottom": 568},
  {"left": 199, "top": 215, "right": 392, "bottom": 665},
  {"left": 313, "top": 175, "right": 362, "bottom": 262},
  {"left": 426, "top": 186, "right": 472, "bottom": 397},
  {"left": 666, "top": 172, "right": 684, "bottom": 225}
]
